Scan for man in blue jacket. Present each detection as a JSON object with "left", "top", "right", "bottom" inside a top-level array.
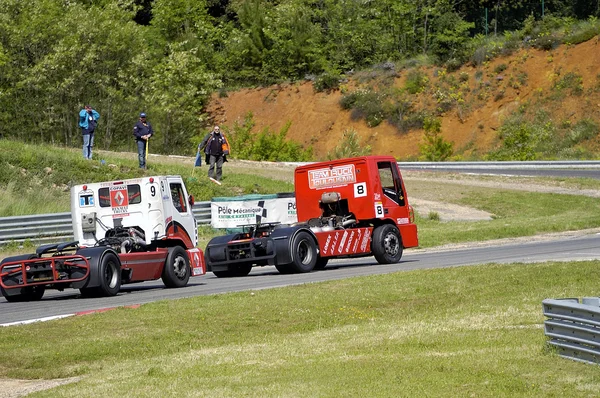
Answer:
[
  {"left": 78, "top": 105, "right": 100, "bottom": 159},
  {"left": 133, "top": 112, "right": 153, "bottom": 169}
]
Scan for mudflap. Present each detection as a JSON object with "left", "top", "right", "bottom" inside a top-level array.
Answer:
[{"left": 187, "top": 247, "right": 206, "bottom": 276}]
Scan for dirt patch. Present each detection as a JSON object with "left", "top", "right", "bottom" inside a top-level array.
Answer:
[
  {"left": 0, "top": 377, "right": 80, "bottom": 398},
  {"left": 411, "top": 198, "right": 493, "bottom": 221}
]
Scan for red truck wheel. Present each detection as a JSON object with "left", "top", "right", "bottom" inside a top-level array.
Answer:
[
  {"left": 372, "top": 224, "right": 403, "bottom": 264},
  {"left": 162, "top": 246, "right": 190, "bottom": 288}
]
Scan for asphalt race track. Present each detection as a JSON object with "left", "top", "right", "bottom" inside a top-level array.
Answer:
[{"left": 2, "top": 232, "right": 600, "bottom": 326}]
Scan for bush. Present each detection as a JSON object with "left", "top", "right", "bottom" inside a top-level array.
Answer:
[
  {"left": 340, "top": 89, "right": 387, "bottom": 127},
  {"left": 405, "top": 70, "right": 429, "bottom": 94},
  {"left": 326, "top": 129, "right": 371, "bottom": 160},
  {"left": 553, "top": 72, "right": 584, "bottom": 95},
  {"left": 313, "top": 71, "right": 341, "bottom": 93},
  {"left": 568, "top": 119, "right": 600, "bottom": 144},
  {"left": 419, "top": 117, "right": 453, "bottom": 161},
  {"left": 229, "top": 112, "right": 313, "bottom": 162}
]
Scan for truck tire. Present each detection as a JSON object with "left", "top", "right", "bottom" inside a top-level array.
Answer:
[
  {"left": 81, "top": 252, "right": 121, "bottom": 297},
  {"left": 162, "top": 246, "right": 191, "bottom": 288},
  {"left": 372, "top": 224, "right": 403, "bottom": 264},
  {"left": 97, "top": 252, "right": 121, "bottom": 296},
  {"left": 1, "top": 286, "right": 45, "bottom": 302},
  {"left": 1, "top": 254, "right": 45, "bottom": 302},
  {"left": 213, "top": 264, "right": 253, "bottom": 278},
  {"left": 286, "top": 231, "right": 317, "bottom": 273},
  {"left": 313, "top": 257, "right": 329, "bottom": 270}
]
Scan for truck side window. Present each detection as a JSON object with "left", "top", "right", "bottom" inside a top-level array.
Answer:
[
  {"left": 170, "top": 183, "right": 187, "bottom": 213},
  {"left": 128, "top": 185, "right": 142, "bottom": 204},
  {"left": 98, "top": 188, "right": 110, "bottom": 207},
  {"left": 378, "top": 162, "right": 405, "bottom": 206}
]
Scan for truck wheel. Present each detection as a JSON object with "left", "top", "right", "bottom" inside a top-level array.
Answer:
[
  {"left": 287, "top": 231, "right": 317, "bottom": 273},
  {"left": 1, "top": 286, "right": 45, "bottom": 302},
  {"left": 162, "top": 246, "right": 190, "bottom": 288},
  {"left": 213, "top": 264, "right": 253, "bottom": 278},
  {"left": 372, "top": 224, "right": 403, "bottom": 264},
  {"left": 97, "top": 252, "right": 121, "bottom": 296},
  {"left": 313, "top": 257, "right": 329, "bottom": 270}
]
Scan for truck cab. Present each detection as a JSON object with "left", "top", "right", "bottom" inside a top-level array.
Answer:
[{"left": 72, "top": 176, "right": 198, "bottom": 249}]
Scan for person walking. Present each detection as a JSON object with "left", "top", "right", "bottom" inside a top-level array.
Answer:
[
  {"left": 78, "top": 105, "right": 100, "bottom": 160},
  {"left": 133, "top": 112, "right": 153, "bottom": 169},
  {"left": 199, "top": 125, "right": 229, "bottom": 184}
]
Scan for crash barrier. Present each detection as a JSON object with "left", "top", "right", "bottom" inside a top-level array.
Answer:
[
  {"left": 543, "top": 298, "right": 600, "bottom": 365},
  {"left": 0, "top": 202, "right": 212, "bottom": 246}
]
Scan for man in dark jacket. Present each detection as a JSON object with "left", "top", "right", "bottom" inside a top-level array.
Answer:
[
  {"left": 133, "top": 112, "right": 153, "bottom": 169},
  {"left": 198, "top": 125, "right": 229, "bottom": 184}
]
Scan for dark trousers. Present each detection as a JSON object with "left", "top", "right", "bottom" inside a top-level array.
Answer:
[
  {"left": 208, "top": 155, "right": 224, "bottom": 181},
  {"left": 137, "top": 140, "right": 147, "bottom": 168}
]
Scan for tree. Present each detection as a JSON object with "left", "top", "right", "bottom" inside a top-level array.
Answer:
[{"left": 419, "top": 116, "right": 453, "bottom": 161}]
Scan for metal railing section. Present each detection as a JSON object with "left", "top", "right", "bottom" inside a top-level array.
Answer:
[
  {"left": 543, "top": 298, "right": 600, "bottom": 365},
  {"left": 0, "top": 202, "right": 212, "bottom": 246}
]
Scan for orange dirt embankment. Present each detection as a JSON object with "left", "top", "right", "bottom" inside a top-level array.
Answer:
[{"left": 207, "top": 38, "right": 600, "bottom": 160}]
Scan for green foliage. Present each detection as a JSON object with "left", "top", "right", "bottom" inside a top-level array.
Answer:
[
  {"left": 228, "top": 112, "right": 312, "bottom": 162},
  {"left": 326, "top": 129, "right": 371, "bottom": 160},
  {"left": 340, "top": 89, "right": 387, "bottom": 127},
  {"left": 404, "top": 70, "right": 429, "bottom": 94},
  {"left": 0, "top": 0, "right": 599, "bottom": 160},
  {"left": 418, "top": 116, "right": 453, "bottom": 161},
  {"left": 552, "top": 71, "right": 584, "bottom": 95},
  {"left": 313, "top": 70, "right": 341, "bottom": 93},
  {"left": 567, "top": 119, "right": 600, "bottom": 144}
]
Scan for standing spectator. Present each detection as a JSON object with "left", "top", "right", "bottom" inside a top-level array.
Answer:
[
  {"left": 199, "top": 125, "right": 229, "bottom": 184},
  {"left": 78, "top": 105, "right": 100, "bottom": 160},
  {"left": 133, "top": 112, "right": 153, "bottom": 169}
]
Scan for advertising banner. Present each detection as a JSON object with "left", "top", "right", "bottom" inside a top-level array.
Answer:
[{"left": 211, "top": 195, "right": 297, "bottom": 229}]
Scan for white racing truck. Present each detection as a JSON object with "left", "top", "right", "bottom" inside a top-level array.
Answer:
[{"left": 0, "top": 176, "right": 205, "bottom": 302}]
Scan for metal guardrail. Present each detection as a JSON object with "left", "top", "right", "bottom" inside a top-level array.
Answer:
[
  {"left": 0, "top": 201, "right": 212, "bottom": 246},
  {"left": 543, "top": 298, "right": 600, "bottom": 365}
]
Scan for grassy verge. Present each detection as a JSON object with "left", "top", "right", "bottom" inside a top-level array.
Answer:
[
  {"left": 0, "top": 139, "right": 294, "bottom": 216},
  {"left": 2, "top": 261, "right": 600, "bottom": 396},
  {"left": 413, "top": 184, "right": 600, "bottom": 247}
]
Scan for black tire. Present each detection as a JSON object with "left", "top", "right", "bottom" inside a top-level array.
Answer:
[
  {"left": 275, "top": 264, "right": 293, "bottom": 274},
  {"left": 1, "top": 254, "right": 43, "bottom": 302},
  {"left": 286, "top": 231, "right": 317, "bottom": 273},
  {"left": 162, "top": 246, "right": 191, "bottom": 288},
  {"left": 94, "top": 252, "right": 121, "bottom": 296},
  {"left": 372, "top": 224, "right": 403, "bottom": 264},
  {"left": 313, "top": 257, "right": 329, "bottom": 270},
  {"left": 212, "top": 263, "right": 253, "bottom": 278},
  {"left": 1, "top": 286, "right": 45, "bottom": 302}
]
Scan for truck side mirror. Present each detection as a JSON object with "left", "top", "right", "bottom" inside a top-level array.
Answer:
[{"left": 188, "top": 195, "right": 195, "bottom": 207}]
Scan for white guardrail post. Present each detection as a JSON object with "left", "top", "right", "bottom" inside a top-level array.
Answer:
[{"left": 543, "top": 298, "right": 600, "bottom": 365}]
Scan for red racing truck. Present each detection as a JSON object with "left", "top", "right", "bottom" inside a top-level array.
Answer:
[
  {"left": 204, "top": 155, "right": 418, "bottom": 276},
  {"left": 0, "top": 176, "right": 205, "bottom": 302}
]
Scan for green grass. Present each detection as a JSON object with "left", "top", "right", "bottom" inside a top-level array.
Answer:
[
  {"left": 0, "top": 139, "right": 294, "bottom": 216},
  {"left": 2, "top": 261, "right": 600, "bottom": 396},
  {"left": 407, "top": 178, "right": 600, "bottom": 247}
]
